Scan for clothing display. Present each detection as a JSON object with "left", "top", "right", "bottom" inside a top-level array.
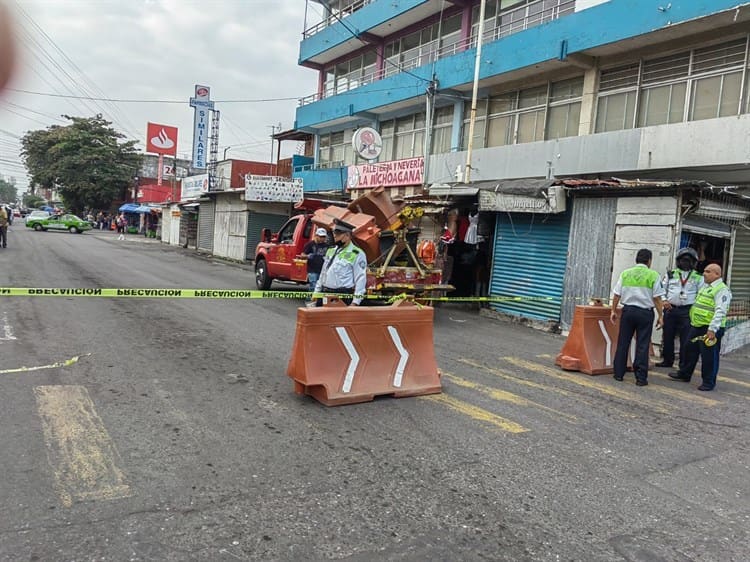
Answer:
[{"left": 464, "top": 211, "right": 479, "bottom": 244}]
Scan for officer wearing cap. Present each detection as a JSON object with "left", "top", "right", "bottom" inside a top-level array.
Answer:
[
  {"left": 314, "top": 220, "right": 367, "bottom": 306},
  {"left": 301, "top": 226, "right": 330, "bottom": 296},
  {"left": 655, "top": 247, "right": 703, "bottom": 369}
]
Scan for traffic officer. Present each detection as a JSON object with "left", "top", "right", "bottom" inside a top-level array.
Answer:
[
  {"left": 314, "top": 219, "right": 367, "bottom": 306},
  {"left": 669, "top": 264, "right": 732, "bottom": 391},
  {"left": 610, "top": 248, "right": 665, "bottom": 386},
  {"left": 655, "top": 247, "right": 703, "bottom": 369}
]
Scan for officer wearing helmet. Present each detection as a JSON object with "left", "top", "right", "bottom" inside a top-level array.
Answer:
[
  {"left": 655, "top": 247, "right": 703, "bottom": 370},
  {"left": 314, "top": 219, "right": 367, "bottom": 306}
]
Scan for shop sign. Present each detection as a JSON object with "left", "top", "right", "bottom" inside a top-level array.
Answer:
[
  {"left": 146, "top": 122, "right": 178, "bottom": 156},
  {"left": 347, "top": 156, "right": 424, "bottom": 189},
  {"left": 352, "top": 127, "right": 383, "bottom": 160},
  {"left": 189, "top": 84, "right": 214, "bottom": 169},
  {"left": 245, "top": 175, "right": 303, "bottom": 203},
  {"left": 181, "top": 174, "right": 209, "bottom": 200},
  {"left": 478, "top": 186, "right": 566, "bottom": 214}
]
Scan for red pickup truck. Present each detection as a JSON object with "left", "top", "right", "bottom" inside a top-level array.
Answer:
[{"left": 254, "top": 213, "right": 314, "bottom": 290}]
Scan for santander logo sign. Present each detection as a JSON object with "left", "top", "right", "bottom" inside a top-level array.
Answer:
[{"left": 146, "top": 122, "right": 178, "bottom": 156}]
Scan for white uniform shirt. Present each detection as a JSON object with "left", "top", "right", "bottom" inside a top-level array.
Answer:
[
  {"left": 706, "top": 279, "right": 732, "bottom": 333},
  {"left": 662, "top": 269, "right": 703, "bottom": 306},
  {"left": 315, "top": 241, "right": 368, "bottom": 305},
  {"left": 612, "top": 264, "right": 665, "bottom": 309}
]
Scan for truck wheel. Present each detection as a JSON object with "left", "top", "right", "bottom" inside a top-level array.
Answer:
[{"left": 255, "top": 258, "right": 272, "bottom": 290}]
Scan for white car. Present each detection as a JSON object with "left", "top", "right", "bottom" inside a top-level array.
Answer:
[{"left": 25, "top": 210, "right": 51, "bottom": 222}]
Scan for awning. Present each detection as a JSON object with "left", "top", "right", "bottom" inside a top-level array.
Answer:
[
  {"left": 429, "top": 179, "right": 554, "bottom": 197},
  {"left": 118, "top": 203, "right": 141, "bottom": 213}
]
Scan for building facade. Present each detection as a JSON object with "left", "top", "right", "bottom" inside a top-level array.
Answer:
[{"left": 293, "top": 0, "right": 750, "bottom": 349}]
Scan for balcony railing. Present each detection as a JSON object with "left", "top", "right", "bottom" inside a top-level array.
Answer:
[
  {"left": 302, "top": 0, "right": 375, "bottom": 39},
  {"left": 299, "top": 0, "right": 576, "bottom": 107}
]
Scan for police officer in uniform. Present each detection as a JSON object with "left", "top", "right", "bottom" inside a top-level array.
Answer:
[
  {"left": 655, "top": 247, "right": 703, "bottom": 369},
  {"left": 669, "top": 264, "right": 732, "bottom": 391},
  {"left": 610, "top": 249, "right": 665, "bottom": 386},
  {"left": 314, "top": 219, "right": 367, "bottom": 306}
]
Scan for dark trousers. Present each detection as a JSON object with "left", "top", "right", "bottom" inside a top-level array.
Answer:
[
  {"left": 661, "top": 305, "right": 691, "bottom": 368},
  {"left": 316, "top": 286, "right": 354, "bottom": 307},
  {"left": 679, "top": 325, "right": 725, "bottom": 389},
  {"left": 0, "top": 225, "right": 7, "bottom": 247},
  {"left": 614, "top": 305, "right": 654, "bottom": 382}
]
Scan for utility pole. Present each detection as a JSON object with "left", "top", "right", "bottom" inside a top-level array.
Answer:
[
  {"left": 464, "top": 0, "right": 487, "bottom": 184},
  {"left": 267, "top": 123, "right": 281, "bottom": 175},
  {"left": 422, "top": 77, "right": 437, "bottom": 190},
  {"left": 223, "top": 146, "right": 231, "bottom": 160}
]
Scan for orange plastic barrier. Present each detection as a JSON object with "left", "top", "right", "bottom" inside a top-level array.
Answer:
[
  {"left": 287, "top": 300, "right": 442, "bottom": 406},
  {"left": 556, "top": 303, "right": 622, "bottom": 375}
]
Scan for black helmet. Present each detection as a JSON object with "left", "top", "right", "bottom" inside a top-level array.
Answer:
[{"left": 676, "top": 247, "right": 698, "bottom": 262}]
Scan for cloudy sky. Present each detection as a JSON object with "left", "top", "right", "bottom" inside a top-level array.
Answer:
[{"left": 0, "top": 0, "right": 322, "bottom": 193}]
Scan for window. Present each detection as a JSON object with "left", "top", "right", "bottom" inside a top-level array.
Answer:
[
  {"left": 317, "top": 130, "right": 355, "bottom": 167},
  {"left": 431, "top": 106, "right": 454, "bottom": 153},
  {"left": 376, "top": 113, "right": 426, "bottom": 161},
  {"left": 546, "top": 78, "right": 583, "bottom": 139},
  {"left": 595, "top": 37, "right": 750, "bottom": 132}
]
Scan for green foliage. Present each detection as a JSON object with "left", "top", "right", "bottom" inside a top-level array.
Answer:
[
  {"left": 23, "top": 193, "right": 45, "bottom": 209},
  {"left": 0, "top": 177, "right": 17, "bottom": 203},
  {"left": 21, "top": 115, "right": 141, "bottom": 214}
]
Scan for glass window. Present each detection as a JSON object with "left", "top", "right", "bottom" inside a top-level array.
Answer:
[
  {"left": 547, "top": 102, "right": 581, "bottom": 139},
  {"left": 595, "top": 91, "right": 637, "bottom": 132},
  {"left": 550, "top": 78, "right": 583, "bottom": 102},
  {"left": 462, "top": 118, "right": 486, "bottom": 150},
  {"left": 638, "top": 83, "right": 686, "bottom": 126},
  {"left": 519, "top": 85, "right": 547, "bottom": 108},
  {"left": 690, "top": 72, "right": 742, "bottom": 121},
  {"left": 517, "top": 109, "right": 545, "bottom": 143},
  {"left": 487, "top": 114, "right": 514, "bottom": 146}
]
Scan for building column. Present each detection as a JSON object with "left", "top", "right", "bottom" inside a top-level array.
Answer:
[
  {"left": 376, "top": 42, "right": 385, "bottom": 79},
  {"left": 578, "top": 65, "right": 600, "bottom": 136},
  {"left": 460, "top": 3, "right": 473, "bottom": 48},
  {"left": 451, "top": 99, "right": 464, "bottom": 153}
]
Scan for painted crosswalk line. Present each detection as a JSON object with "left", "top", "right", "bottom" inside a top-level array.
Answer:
[
  {"left": 422, "top": 394, "right": 528, "bottom": 433},
  {"left": 442, "top": 371, "right": 579, "bottom": 424},
  {"left": 502, "top": 357, "right": 675, "bottom": 414},
  {"left": 34, "top": 385, "right": 130, "bottom": 507}
]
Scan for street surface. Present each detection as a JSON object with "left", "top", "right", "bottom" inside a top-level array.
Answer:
[{"left": 1, "top": 224, "right": 748, "bottom": 561}]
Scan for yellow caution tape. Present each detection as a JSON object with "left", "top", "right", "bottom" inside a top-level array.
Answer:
[{"left": 0, "top": 287, "right": 589, "bottom": 303}]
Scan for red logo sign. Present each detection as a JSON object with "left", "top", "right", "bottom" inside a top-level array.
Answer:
[{"left": 146, "top": 122, "right": 178, "bottom": 156}]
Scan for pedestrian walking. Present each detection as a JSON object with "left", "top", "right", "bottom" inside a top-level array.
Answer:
[
  {"left": 610, "top": 249, "right": 665, "bottom": 386},
  {"left": 669, "top": 264, "right": 732, "bottom": 391},
  {"left": 655, "top": 247, "right": 703, "bottom": 369},
  {"left": 314, "top": 220, "right": 367, "bottom": 306},
  {"left": 0, "top": 205, "right": 9, "bottom": 248},
  {"left": 301, "top": 227, "right": 330, "bottom": 303},
  {"left": 117, "top": 213, "right": 127, "bottom": 240}
]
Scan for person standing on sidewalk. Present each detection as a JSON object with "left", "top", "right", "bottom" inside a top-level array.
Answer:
[
  {"left": 0, "top": 205, "right": 8, "bottom": 248},
  {"left": 655, "top": 247, "right": 703, "bottom": 369},
  {"left": 669, "top": 264, "right": 732, "bottom": 391},
  {"left": 610, "top": 249, "right": 665, "bottom": 386}
]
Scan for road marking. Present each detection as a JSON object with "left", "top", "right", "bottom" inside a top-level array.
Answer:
[
  {"left": 457, "top": 357, "right": 639, "bottom": 419},
  {"left": 502, "top": 357, "right": 674, "bottom": 414},
  {"left": 597, "top": 320, "right": 612, "bottom": 366},
  {"left": 645, "top": 376, "right": 720, "bottom": 406},
  {"left": 0, "top": 354, "right": 89, "bottom": 375},
  {"left": 1, "top": 312, "right": 16, "bottom": 341},
  {"left": 335, "top": 327, "right": 359, "bottom": 393},
  {"left": 387, "top": 325, "right": 409, "bottom": 388},
  {"left": 34, "top": 385, "right": 130, "bottom": 507},
  {"left": 443, "top": 372, "right": 578, "bottom": 424},
  {"left": 423, "top": 394, "right": 528, "bottom": 433},
  {"left": 536, "top": 353, "right": 553, "bottom": 359},
  {"left": 724, "top": 391, "right": 750, "bottom": 401}
]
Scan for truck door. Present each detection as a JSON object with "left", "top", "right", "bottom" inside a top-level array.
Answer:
[{"left": 267, "top": 216, "right": 301, "bottom": 280}]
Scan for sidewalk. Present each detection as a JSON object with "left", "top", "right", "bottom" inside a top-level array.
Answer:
[{"left": 90, "top": 229, "right": 161, "bottom": 244}]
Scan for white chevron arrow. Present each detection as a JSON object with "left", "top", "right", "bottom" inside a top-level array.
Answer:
[
  {"left": 597, "top": 320, "right": 612, "bottom": 366},
  {"left": 335, "top": 327, "right": 360, "bottom": 393},
  {"left": 387, "top": 326, "right": 409, "bottom": 387}
]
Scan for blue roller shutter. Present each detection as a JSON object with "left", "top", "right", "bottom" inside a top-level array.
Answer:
[{"left": 490, "top": 211, "right": 571, "bottom": 321}]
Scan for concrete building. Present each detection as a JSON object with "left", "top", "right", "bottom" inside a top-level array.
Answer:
[{"left": 293, "top": 0, "right": 750, "bottom": 350}]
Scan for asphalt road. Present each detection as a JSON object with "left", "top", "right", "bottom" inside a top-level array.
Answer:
[{"left": 1, "top": 224, "right": 748, "bottom": 561}]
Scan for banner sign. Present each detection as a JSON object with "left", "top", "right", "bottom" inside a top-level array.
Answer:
[
  {"left": 146, "top": 122, "right": 178, "bottom": 156},
  {"left": 181, "top": 174, "right": 209, "bottom": 201},
  {"left": 189, "top": 85, "right": 214, "bottom": 169},
  {"left": 245, "top": 175, "right": 303, "bottom": 202},
  {"left": 478, "top": 186, "right": 566, "bottom": 214},
  {"left": 347, "top": 156, "right": 424, "bottom": 189}
]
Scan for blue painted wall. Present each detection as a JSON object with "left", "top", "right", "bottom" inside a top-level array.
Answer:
[
  {"left": 300, "top": 0, "right": 429, "bottom": 63},
  {"left": 296, "top": 0, "right": 744, "bottom": 130},
  {"left": 294, "top": 165, "right": 348, "bottom": 194}
]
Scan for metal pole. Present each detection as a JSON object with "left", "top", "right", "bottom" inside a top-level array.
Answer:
[
  {"left": 423, "top": 78, "right": 436, "bottom": 189},
  {"left": 464, "top": 0, "right": 487, "bottom": 184}
]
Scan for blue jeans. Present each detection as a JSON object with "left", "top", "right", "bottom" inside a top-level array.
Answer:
[{"left": 307, "top": 272, "right": 319, "bottom": 295}]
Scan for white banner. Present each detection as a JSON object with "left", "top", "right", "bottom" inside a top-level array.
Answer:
[
  {"left": 245, "top": 175, "right": 303, "bottom": 202},
  {"left": 181, "top": 174, "right": 209, "bottom": 201}
]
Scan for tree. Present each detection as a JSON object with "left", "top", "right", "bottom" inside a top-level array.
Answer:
[
  {"left": 23, "top": 193, "right": 45, "bottom": 209},
  {"left": 21, "top": 115, "right": 141, "bottom": 214},
  {"left": 0, "top": 177, "right": 17, "bottom": 203}
]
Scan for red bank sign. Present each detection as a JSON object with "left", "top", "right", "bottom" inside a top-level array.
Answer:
[{"left": 146, "top": 122, "right": 178, "bottom": 156}]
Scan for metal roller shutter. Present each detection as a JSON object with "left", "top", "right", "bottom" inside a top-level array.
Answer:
[
  {"left": 490, "top": 211, "right": 571, "bottom": 322},
  {"left": 730, "top": 226, "right": 750, "bottom": 304},
  {"left": 198, "top": 200, "right": 215, "bottom": 252},
  {"left": 246, "top": 212, "right": 290, "bottom": 262}
]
